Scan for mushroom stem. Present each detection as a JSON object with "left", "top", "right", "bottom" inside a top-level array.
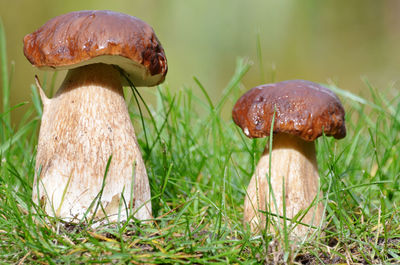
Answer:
[
  {"left": 33, "top": 63, "right": 152, "bottom": 223},
  {"left": 244, "top": 133, "right": 324, "bottom": 238}
]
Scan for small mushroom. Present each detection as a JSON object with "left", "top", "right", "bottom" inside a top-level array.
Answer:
[
  {"left": 23, "top": 10, "right": 167, "bottom": 222},
  {"left": 232, "top": 80, "right": 346, "bottom": 237}
]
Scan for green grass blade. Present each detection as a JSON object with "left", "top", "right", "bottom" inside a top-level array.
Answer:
[{"left": 0, "top": 17, "right": 10, "bottom": 139}]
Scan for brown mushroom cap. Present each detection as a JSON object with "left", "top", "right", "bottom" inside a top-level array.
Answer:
[
  {"left": 23, "top": 10, "right": 167, "bottom": 87},
  {"left": 232, "top": 80, "right": 346, "bottom": 141}
]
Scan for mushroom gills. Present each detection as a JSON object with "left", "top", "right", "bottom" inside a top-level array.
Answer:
[
  {"left": 33, "top": 63, "right": 152, "bottom": 222},
  {"left": 35, "top": 55, "right": 165, "bottom": 87}
]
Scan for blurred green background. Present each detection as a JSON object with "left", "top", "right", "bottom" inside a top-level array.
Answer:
[{"left": 1, "top": 0, "right": 399, "bottom": 124}]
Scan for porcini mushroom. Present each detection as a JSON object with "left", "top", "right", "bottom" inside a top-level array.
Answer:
[
  {"left": 232, "top": 80, "right": 346, "bottom": 237},
  {"left": 23, "top": 10, "right": 167, "bottom": 223}
]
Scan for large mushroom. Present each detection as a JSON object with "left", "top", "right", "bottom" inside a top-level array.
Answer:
[
  {"left": 23, "top": 10, "right": 167, "bottom": 223},
  {"left": 232, "top": 80, "right": 346, "bottom": 237}
]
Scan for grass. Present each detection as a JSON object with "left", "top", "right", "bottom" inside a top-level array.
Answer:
[{"left": 1, "top": 24, "right": 400, "bottom": 264}]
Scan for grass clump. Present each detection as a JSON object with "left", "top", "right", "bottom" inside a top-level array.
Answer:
[{"left": 1, "top": 22, "right": 400, "bottom": 264}]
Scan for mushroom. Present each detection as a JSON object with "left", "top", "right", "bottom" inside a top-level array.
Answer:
[
  {"left": 23, "top": 10, "right": 167, "bottom": 223},
  {"left": 232, "top": 80, "right": 346, "bottom": 237}
]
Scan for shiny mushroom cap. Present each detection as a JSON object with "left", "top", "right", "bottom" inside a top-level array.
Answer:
[
  {"left": 23, "top": 10, "right": 167, "bottom": 87},
  {"left": 232, "top": 80, "right": 346, "bottom": 141}
]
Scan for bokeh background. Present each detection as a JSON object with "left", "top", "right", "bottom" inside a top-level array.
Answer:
[{"left": 1, "top": 0, "right": 400, "bottom": 123}]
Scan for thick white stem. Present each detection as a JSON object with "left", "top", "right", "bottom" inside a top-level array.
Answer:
[
  {"left": 244, "top": 133, "right": 324, "bottom": 238},
  {"left": 33, "top": 63, "right": 152, "bottom": 223}
]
